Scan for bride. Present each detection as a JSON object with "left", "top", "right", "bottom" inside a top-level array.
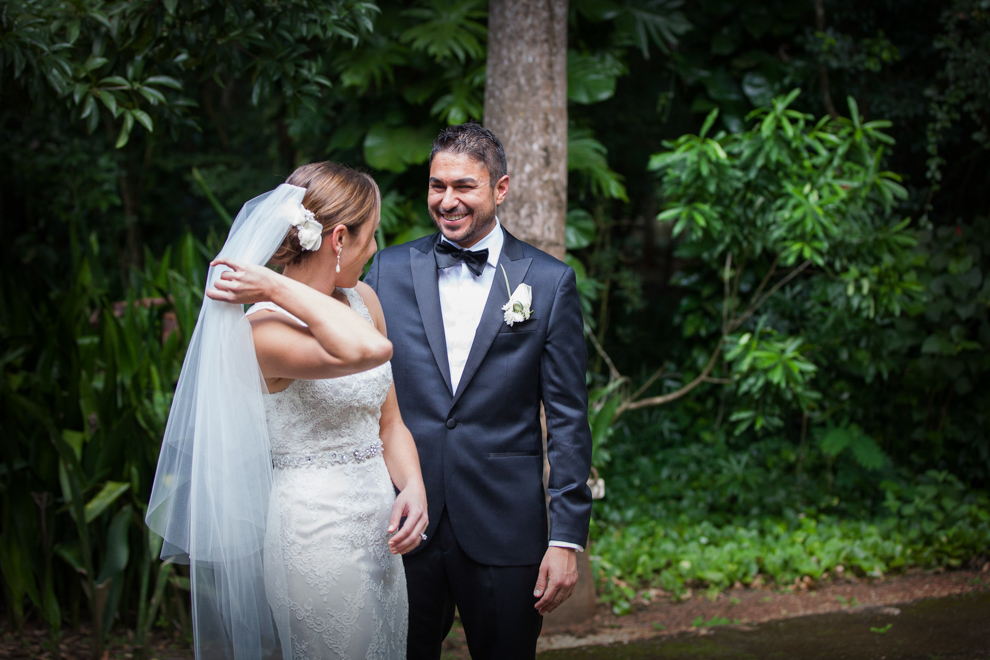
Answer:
[{"left": 147, "top": 162, "right": 427, "bottom": 660}]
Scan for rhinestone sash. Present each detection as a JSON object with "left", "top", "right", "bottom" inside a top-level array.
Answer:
[{"left": 272, "top": 441, "right": 384, "bottom": 469}]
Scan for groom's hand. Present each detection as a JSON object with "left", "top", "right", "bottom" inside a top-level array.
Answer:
[{"left": 534, "top": 546, "right": 578, "bottom": 615}]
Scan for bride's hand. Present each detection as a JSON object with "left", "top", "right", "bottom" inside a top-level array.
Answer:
[
  {"left": 207, "top": 257, "right": 279, "bottom": 304},
  {"left": 387, "top": 484, "right": 428, "bottom": 555}
]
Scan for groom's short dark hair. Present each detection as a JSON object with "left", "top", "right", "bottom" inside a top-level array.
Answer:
[{"left": 430, "top": 122, "right": 507, "bottom": 187}]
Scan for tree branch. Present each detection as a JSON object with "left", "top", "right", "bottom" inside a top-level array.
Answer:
[
  {"left": 729, "top": 259, "right": 812, "bottom": 331},
  {"left": 618, "top": 344, "right": 723, "bottom": 415},
  {"left": 814, "top": 0, "right": 839, "bottom": 119},
  {"left": 721, "top": 251, "right": 733, "bottom": 335},
  {"left": 629, "top": 365, "right": 667, "bottom": 403},
  {"left": 746, "top": 253, "right": 779, "bottom": 317},
  {"left": 585, "top": 322, "right": 621, "bottom": 383}
]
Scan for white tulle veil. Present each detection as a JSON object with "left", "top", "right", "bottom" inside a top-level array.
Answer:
[{"left": 147, "top": 184, "right": 307, "bottom": 660}]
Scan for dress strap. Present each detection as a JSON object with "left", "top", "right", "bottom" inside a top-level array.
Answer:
[
  {"left": 339, "top": 288, "right": 374, "bottom": 324},
  {"left": 245, "top": 301, "right": 306, "bottom": 326}
]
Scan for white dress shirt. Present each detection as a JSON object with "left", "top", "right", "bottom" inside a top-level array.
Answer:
[
  {"left": 437, "top": 220, "right": 504, "bottom": 393},
  {"left": 437, "top": 220, "right": 584, "bottom": 553}
]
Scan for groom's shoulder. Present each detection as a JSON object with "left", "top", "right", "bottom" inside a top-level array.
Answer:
[{"left": 375, "top": 232, "right": 438, "bottom": 265}]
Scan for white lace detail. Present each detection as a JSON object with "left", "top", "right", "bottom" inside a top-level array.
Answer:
[{"left": 250, "top": 289, "right": 407, "bottom": 659}]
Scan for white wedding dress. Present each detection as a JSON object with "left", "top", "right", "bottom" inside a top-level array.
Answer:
[{"left": 247, "top": 288, "right": 408, "bottom": 660}]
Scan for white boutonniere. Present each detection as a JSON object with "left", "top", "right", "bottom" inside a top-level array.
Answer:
[
  {"left": 500, "top": 265, "right": 533, "bottom": 326},
  {"left": 287, "top": 203, "right": 323, "bottom": 251}
]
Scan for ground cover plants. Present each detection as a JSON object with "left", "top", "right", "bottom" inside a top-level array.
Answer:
[{"left": 589, "top": 409, "right": 990, "bottom": 615}]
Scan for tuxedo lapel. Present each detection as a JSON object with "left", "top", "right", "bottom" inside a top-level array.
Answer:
[
  {"left": 410, "top": 239, "right": 454, "bottom": 396},
  {"left": 452, "top": 232, "right": 532, "bottom": 405}
]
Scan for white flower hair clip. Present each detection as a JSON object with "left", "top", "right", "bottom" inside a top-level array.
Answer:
[{"left": 287, "top": 203, "right": 323, "bottom": 251}]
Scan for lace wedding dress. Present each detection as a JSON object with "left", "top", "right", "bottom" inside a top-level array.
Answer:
[{"left": 247, "top": 288, "right": 408, "bottom": 659}]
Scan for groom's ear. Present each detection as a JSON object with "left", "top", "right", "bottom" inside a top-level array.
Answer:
[{"left": 494, "top": 174, "right": 509, "bottom": 206}]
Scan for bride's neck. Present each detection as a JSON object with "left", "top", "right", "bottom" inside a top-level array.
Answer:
[{"left": 282, "top": 259, "right": 336, "bottom": 297}]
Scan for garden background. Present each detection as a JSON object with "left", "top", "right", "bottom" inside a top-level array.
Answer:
[{"left": 1, "top": 0, "right": 988, "bottom": 657}]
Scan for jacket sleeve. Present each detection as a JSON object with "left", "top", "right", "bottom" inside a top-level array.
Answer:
[{"left": 541, "top": 266, "right": 594, "bottom": 547}]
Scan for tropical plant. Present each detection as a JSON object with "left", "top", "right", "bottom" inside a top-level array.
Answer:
[{"left": 587, "top": 91, "right": 924, "bottom": 474}]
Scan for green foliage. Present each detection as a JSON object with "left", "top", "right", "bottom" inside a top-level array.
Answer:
[
  {"left": 0, "top": 0, "right": 379, "bottom": 145},
  {"left": 592, "top": 461, "right": 990, "bottom": 614},
  {"left": 639, "top": 92, "right": 924, "bottom": 467},
  {"left": 926, "top": 0, "right": 990, "bottom": 184},
  {"left": 0, "top": 229, "right": 208, "bottom": 652},
  {"left": 400, "top": 0, "right": 487, "bottom": 63},
  {"left": 818, "top": 425, "right": 886, "bottom": 471},
  {"left": 693, "top": 615, "right": 739, "bottom": 627}
]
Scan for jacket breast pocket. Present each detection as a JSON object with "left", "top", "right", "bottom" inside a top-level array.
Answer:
[
  {"left": 488, "top": 450, "right": 541, "bottom": 458},
  {"left": 497, "top": 318, "right": 540, "bottom": 335}
]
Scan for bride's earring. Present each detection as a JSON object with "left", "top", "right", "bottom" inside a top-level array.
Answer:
[{"left": 336, "top": 248, "right": 342, "bottom": 274}]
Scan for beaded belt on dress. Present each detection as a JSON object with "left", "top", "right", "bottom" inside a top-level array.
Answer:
[{"left": 271, "top": 441, "right": 383, "bottom": 469}]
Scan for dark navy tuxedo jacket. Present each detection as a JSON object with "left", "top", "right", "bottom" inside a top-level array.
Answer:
[{"left": 364, "top": 229, "right": 593, "bottom": 566}]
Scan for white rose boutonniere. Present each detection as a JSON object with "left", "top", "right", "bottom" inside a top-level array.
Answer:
[
  {"left": 287, "top": 203, "right": 323, "bottom": 251},
  {"left": 500, "top": 265, "right": 533, "bottom": 326}
]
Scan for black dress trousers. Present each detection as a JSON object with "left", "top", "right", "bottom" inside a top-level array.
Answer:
[{"left": 403, "top": 508, "right": 543, "bottom": 660}]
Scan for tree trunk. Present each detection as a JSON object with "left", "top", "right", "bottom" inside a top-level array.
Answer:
[
  {"left": 485, "top": 0, "right": 596, "bottom": 631},
  {"left": 484, "top": 0, "right": 568, "bottom": 261}
]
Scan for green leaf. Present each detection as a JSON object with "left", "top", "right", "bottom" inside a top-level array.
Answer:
[
  {"left": 132, "top": 109, "right": 154, "bottom": 132},
  {"left": 96, "top": 506, "right": 131, "bottom": 582},
  {"left": 84, "top": 482, "right": 130, "bottom": 523},
  {"left": 363, "top": 124, "right": 434, "bottom": 173},
  {"left": 401, "top": 0, "right": 488, "bottom": 63},
  {"left": 818, "top": 427, "right": 852, "bottom": 458},
  {"left": 97, "top": 89, "right": 118, "bottom": 116},
  {"left": 115, "top": 111, "right": 134, "bottom": 149},
  {"left": 568, "top": 50, "right": 626, "bottom": 105},
  {"left": 100, "top": 75, "right": 131, "bottom": 89},
  {"left": 850, "top": 434, "right": 886, "bottom": 471},
  {"left": 61, "top": 429, "right": 85, "bottom": 460},
  {"left": 741, "top": 70, "right": 776, "bottom": 107},
  {"left": 591, "top": 394, "right": 622, "bottom": 447},
  {"left": 568, "top": 128, "right": 628, "bottom": 201},
  {"left": 144, "top": 75, "right": 183, "bottom": 90},
  {"left": 566, "top": 209, "right": 597, "bottom": 250},
  {"left": 138, "top": 86, "right": 167, "bottom": 105},
  {"left": 699, "top": 108, "right": 719, "bottom": 139}
]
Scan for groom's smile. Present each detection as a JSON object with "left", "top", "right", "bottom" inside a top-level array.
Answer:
[{"left": 428, "top": 151, "right": 509, "bottom": 248}]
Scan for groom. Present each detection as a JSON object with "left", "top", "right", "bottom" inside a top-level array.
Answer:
[{"left": 364, "top": 122, "right": 592, "bottom": 659}]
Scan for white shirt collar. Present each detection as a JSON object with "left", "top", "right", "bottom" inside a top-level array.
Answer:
[{"left": 441, "top": 217, "right": 503, "bottom": 269}]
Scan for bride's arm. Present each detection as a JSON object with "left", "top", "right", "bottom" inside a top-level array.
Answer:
[
  {"left": 207, "top": 258, "right": 392, "bottom": 380},
  {"left": 380, "top": 385, "right": 428, "bottom": 555},
  {"left": 358, "top": 285, "right": 428, "bottom": 555}
]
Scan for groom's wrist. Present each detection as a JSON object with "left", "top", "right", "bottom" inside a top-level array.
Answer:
[{"left": 549, "top": 540, "right": 584, "bottom": 553}]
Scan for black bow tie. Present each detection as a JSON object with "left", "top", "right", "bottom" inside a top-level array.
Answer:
[{"left": 434, "top": 241, "right": 489, "bottom": 277}]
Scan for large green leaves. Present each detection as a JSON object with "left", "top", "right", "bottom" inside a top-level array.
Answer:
[
  {"left": 569, "top": 128, "right": 629, "bottom": 201},
  {"left": 568, "top": 50, "right": 627, "bottom": 105},
  {"left": 363, "top": 123, "right": 436, "bottom": 173},
  {"left": 400, "top": 0, "right": 487, "bottom": 63}
]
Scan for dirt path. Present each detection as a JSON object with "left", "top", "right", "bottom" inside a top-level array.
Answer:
[
  {"left": 2, "top": 567, "right": 987, "bottom": 659},
  {"left": 532, "top": 565, "right": 990, "bottom": 654}
]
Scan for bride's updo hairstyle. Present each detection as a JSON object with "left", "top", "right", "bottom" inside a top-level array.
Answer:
[{"left": 269, "top": 161, "right": 380, "bottom": 267}]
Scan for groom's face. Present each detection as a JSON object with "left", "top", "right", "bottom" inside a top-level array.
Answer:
[{"left": 428, "top": 151, "right": 509, "bottom": 248}]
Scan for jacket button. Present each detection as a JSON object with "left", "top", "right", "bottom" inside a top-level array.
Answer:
[{"left": 446, "top": 419, "right": 457, "bottom": 429}]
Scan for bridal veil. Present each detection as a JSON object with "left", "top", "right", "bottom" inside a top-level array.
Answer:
[{"left": 147, "top": 184, "right": 306, "bottom": 660}]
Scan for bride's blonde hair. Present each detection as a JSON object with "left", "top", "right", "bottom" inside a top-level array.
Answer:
[{"left": 269, "top": 162, "right": 380, "bottom": 267}]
